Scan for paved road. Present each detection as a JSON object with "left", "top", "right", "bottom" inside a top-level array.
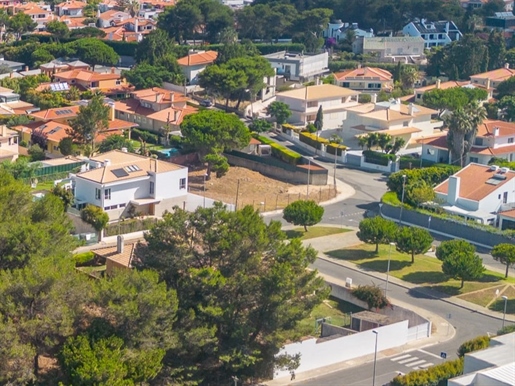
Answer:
[{"left": 296, "top": 258, "right": 502, "bottom": 386}]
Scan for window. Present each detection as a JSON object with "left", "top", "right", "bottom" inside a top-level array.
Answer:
[
  {"left": 53, "top": 145, "right": 59, "bottom": 151},
  {"left": 307, "top": 101, "right": 318, "bottom": 108},
  {"left": 429, "top": 34, "right": 434, "bottom": 39},
  {"left": 470, "top": 157, "right": 479, "bottom": 163},
  {"left": 116, "top": 80, "right": 121, "bottom": 85},
  {"left": 119, "top": 203, "right": 126, "bottom": 208},
  {"left": 150, "top": 181, "right": 155, "bottom": 194},
  {"left": 403, "top": 121, "right": 409, "bottom": 127},
  {"left": 95, "top": 188, "right": 101, "bottom": 200},
  {"left": 179, "top": 178, "right": 186, "bottom": 189},
  {"left": 306, "top": 114, "right": 316, "bottom": 121},
  {"left": 342, "top": 82, "right": 350, "bottom": 88},
  {"left": 509, "top": 138, "right": 514, "bottom": 143},
  {"left": 104, "top": 188, "right": 111, "bottom": 200},
  {"left": 110, "top": 205, "right": 118, "bottom": 210}
]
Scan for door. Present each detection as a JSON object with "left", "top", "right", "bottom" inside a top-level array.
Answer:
[{"left": 503, "top": 192, "right": 508, "bottom": 204}]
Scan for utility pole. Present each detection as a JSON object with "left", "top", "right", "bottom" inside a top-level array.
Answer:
[{"left": 234, "top": 179, "right": 240, "bottom": 210}]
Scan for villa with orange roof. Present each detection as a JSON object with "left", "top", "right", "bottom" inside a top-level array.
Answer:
[
  {"left": 40, "top": 59, "right": 90, "bottom": 76},
  {"left": 55, "top": 0, "right": 86, "bottom": 17},
  {"left": 97, "top": 10, "right": 130, "bottom": 28},
  {"left": 71, "top": 149, "right": 188, "bottom": 220},
  {"left": 14, "top": 2, "right": 54, "bottom": 31},
  {"left": 434, "top": 163, "right": 515, "bottom": 226},
  {"left": 52, "top": 68, "right": 133, "bottom": 98},
  {"left": 470, "top": 64, "right": 515, "bottom": 93},
  {"left": 0, "top": 125, "right": 19, "bottom": 162},
  {"left": 115, "top": 87, "right": 198, "bottom": 134},
  {"left": 177, "top": 50, "right": 218, "bottom": 85},
  {"left": 413, "top": 79, "right": 485, "bottom": 103},
  {"left": 422, "top": 120, "right": 515, "bottom": 165},
  {"left": 334, "top": 67, "right": 393, "bottom": 93}
]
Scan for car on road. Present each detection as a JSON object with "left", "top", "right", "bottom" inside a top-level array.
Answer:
[{"left": 199, "top": 99, "right": 213, "bottom": 107}]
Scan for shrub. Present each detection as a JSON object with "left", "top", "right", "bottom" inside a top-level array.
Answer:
[
  {"left": 299, "top": 131, "right": 329, "bottom": 150},
  {"left": 457, "top": 335, "right": 490, "bottom": 357},
  {"left": 498, "top": 324, "right": 515, "bottom": 335},
  {"left": 255, "top": 135, "right": 302, "bottom": 165},
  {"left": 351, "top": 285, "right": 391, "bottom": 310},
  {"left": 363, "top": 150, "right": 396, "bottom": 166},
  {"left": 390, "top": 358, "right": 463, "bottom": 386},
  {"left": 387, "top": 165, "right": 460, "bottom": 198},
  {"left": 283, "top": 200, "right": 324, "bottom": 231},
  {"left": 73, "top": 251, "right": 95, "bottom": 266},
  {"left": 131, "top": 128, "right": 160, "bottom": 145}
]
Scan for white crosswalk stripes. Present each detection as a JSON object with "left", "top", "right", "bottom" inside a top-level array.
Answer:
[{"left": 390, "top": 352, "right": 434, "bottom": 370}]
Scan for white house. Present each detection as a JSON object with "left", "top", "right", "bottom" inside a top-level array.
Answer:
[
  {"left": 434, "top": 163, "right": 515, "bottom": 225},
  {"left": 460, "top": 0, "right": 514, "bottom": 12},
  {"left": 448, "top": 333, "right": 515, "bottom": 386},
  {"left": 72, "top": 150, "right": 189, "bottom": 221},
  {"left": 263, "top": 51, "right": 329, "bottom": 82},
  {"left": 352, "top": 36, "right": 426, "bottom": 63},
  {"left": 412, "top": 79, "right": 492, "bottom": 104},
  {"left": 276, "top": 84, "right": 360, "bottom": 128},
  {"left": 323, "top": 20, "right": 374, "bottom": 41},
  {"left": 55, "top": 0, "right": 86, "bottom": 17},
  {"left": 0, "top": 125, "right": 19, "bottom": 162},
  {"left": 402, "top": 19, "right": 462, "bottom": 48},
  {"left": 470, "top": 64, "right": 515, "bottom": 93},
  {"left": 421, "top": 120, "right": 515, "bottom": 165},
  {"left": 177, "top": 50, "right": 218, "bottom": 85},
  {"left": 342, "top": 98, "right": 442, "bottom": 146}
]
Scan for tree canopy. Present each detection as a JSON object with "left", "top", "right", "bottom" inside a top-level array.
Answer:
[
  {"left": 436, "top": 240, "right": 485, "bottom": 288},
  {"left": 283, "top": 200, "right": 324, "bottom": 231},
  {"left": 68, "top": 95, "right": 110, "bottom": 152},
  {"left": 422, "top": 87, "right": 488, "bottom": 113},
  {"left": 395, "top": 227, "right": 433, "bottom": 264},
  {"left": 268, "top": 101, "right": 292, "bottom": 125},
  {"left": 491, "top": 243, "right": 515, "bottom": 279},
  {"left": 357, "top": 217, "right": 397, "bottom": 253}
]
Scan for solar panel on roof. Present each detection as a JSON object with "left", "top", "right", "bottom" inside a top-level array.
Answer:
[
  {"left": 111, "top": 168, "right": 129, "bottom": 178},
  {"left": 55, "top": 111, "right": 62, "bottom": 115}
]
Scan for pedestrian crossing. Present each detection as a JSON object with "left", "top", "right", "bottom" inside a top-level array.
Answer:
[{"left": 390, "top": 353, "right": 434, "bottom": 370}]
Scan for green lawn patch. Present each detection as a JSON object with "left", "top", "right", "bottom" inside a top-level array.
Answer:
[
  {"left": 326, "top": 244, "right": 514, "bottom": 296},
  {"left": 31, "top": 180, "right": 55, "bottom": 192},
  {"left": 284, "top": 226, "right": 350, "bottom": 240},
  {"left": 73, "top": 251, "right": 95, "bottom": 265},
  {"left": 488, "top": 285, "right": 515, "bottom": 314},
  {"left": 294, "top": 296, "right": 365, "bottom": 338},
  {"left": 458, "top": 285, "right": 507, "bottom": 308},
  {"left": 381, "top": 191, "right": 401, "bottom": 206}
]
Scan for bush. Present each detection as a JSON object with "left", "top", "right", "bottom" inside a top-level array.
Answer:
[
  {"left": 387, "top": 165, "right": 460, "bottom": 198},
  {"left": 299, "top": 131, "right": 329, "bottom": 150},
  {"left": 283, "top": 200, "right": 324, "bottom": 231},
  {"left": 73, "top": 251, "right": 95, "bottom": 266},
  {"left": 326, "top": 143, "right": 347, "bottom": 156},
  {"left": 131, "top": 128, "right": 160, "bottom": 145},
  {"left": 498, "top": 324, "right": 515, "bottom": 335},
  {"left": 391, "top": 358, "right": 463, "bottom": 386},
  {"left": 457, "top": 335, "right": 490, "bottom": 357},
  {"left": 254, "top": 135, "right": 302, "bottom": 165},
  {"left": 363, "top": 150, "right": 396, "bottom": 166},
  {"left": 351, "top": 285, "right": 391, "bottom": 310},
  {"left": 489, "top": 157, "right": 515, "bottom": 170}
]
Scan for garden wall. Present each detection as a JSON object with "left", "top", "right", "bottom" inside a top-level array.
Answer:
[{"left": 381, "top": 203, "right": 514, "bottom": 248}]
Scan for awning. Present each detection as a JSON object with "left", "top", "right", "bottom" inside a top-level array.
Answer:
[{"left": 130, "top": 198, "right": 161, "bottom": 206}]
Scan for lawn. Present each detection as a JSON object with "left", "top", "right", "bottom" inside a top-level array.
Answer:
[
  {"left": 31, "top": 180, "right": 55, "bottom": 192},
  {"left": 284, "top": 226, "right": 351, "bottom": 240},
  {"left": 294, "top": 297, "right": 365, "bottom": 338},
  {"left": 326, "top": 244, "right": 515, "bottom": 297}
]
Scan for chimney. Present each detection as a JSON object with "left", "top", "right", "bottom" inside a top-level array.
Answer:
[
  {"left": 174, "top": 110, "right": 178, "bottom": 122},
  {"left": 155, "top": 92, "right": 159, "bottom": 102},
  {"left": 110, "top": 103, "right": 115, "bottom": 121},
  {"left": 371, "top": 93, "right": 377, "bottom": 104},
  {"left": 24, "top": 66, "right": 29, "bottom": 72},
  {"left": 447, "top": 176, "right": 460, "bottom": 205},
  {"left": 9, "top": 72, "right": 13, "bottom": 78},
  {"left": 486, "top": 78, "right": 491, "bottom": 90},
  {"left": 357, "top": 63, "right": 362, "bottom": 69},
  {"left": 505, "top": 63, "right": 510, "bottom": 69},
  {"left": 116, "top": 235, "right": 124, "bottom": 254},
  {"left": 169, "top": 92, "right": 174, "bottom": 104},
  {"left": 436, "top": 79, "right": 441, "bottom": 89},
  {"left": 104, "top": 159, "right": 111, "bottom": 166},
  {"left": 1, "top": 125, "right": 7, "bottom": 137},
  {"left": 408, "top": 103, "right": 415, "bottom": 116},
  {"left": 494, "top": 127, "right": 500, "bottom": 136},
  {"left": 111, "top": 67, "right": 115, "bottom": 74},
  {"left": 134, "top": 17, "right": 139, "bottom": 32}
]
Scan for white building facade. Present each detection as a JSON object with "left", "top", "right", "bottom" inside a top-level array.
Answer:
[
  {"left": 402, "top": 19, "right": 462, "bottom": 48},
  {"left": 264, "top": 51, "right": 329, "bottom": 82}
]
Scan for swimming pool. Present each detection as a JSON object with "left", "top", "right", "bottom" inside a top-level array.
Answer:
[{"left": 158, "top": 148, "right": 180, "bottom": 157}]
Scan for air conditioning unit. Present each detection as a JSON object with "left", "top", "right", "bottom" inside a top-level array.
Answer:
[
  {"left": 490, "top": 165, "right": 499, "bottom": 171},
  {"left": 500, "top": 167, "right": 510, "bottom": 174},
  {"left": 88, "top": 23, "right": 96, "bottom": 27}
]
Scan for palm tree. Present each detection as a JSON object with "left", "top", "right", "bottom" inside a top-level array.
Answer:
[
  {"left": 358, "top": 135, "right": 368, "bottom": 150},
  {"left": 463, "top": 102, "right": 486, "bottom": 157}
]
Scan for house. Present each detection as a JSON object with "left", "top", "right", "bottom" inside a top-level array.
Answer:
[
  {"left": 334, "top": 67, "right": 393, "bottom": 93},
  {"left": 402, "top": 19, "right": 462, "bottom": 48},
  {"left": 343, "top": 98, "right": 442, "bottom": 146},
  {"left": 52, "top": 68, "right": 133, "bottom": 98},
  {"left": 115, "top": 87, "right": 197, "bottom": 134},
  {"left": 14, "top": 2, "right": 54, "bottom": 31},
  {"left": 0, "top": 57, "right": 25, "bottom": 71},
  {"left": 177, "top": 50, "right": 218, "bottom": 85},
  {"left": 0, "top": 86, "right": 37, "bottom": 115},
  {"left": 97, "top": 10, "right": 131, "bottom": 28},
  {"left": 448, "top": 333, "right": 515, "bottom": 385},
  {"left": 71, "top": 149, "right": 189, "bottom": 220},
  {"left": 115, "top": 17, "right": 156, "bottom": 34},
  {"left": 59, "top": 15, "right": 89, "bottom": 29},
  {"left": 0, "top": 125, "right": 19, "bottom": 162},
  {"left": 264, "top": 51, "right": 329, "bottom": 82},
  {"left": 40, "top": 59, "right": 90, "bottom": 77},
  {"left": 433, "top": 163, "right": 515, "bottom": 224},
  {"left": 415, "top": 79, "right": 493, "bottom": 103},
  {"left": 422, "top": 120, "right": 515, "bottom": 165},
  {"left": 55, "top": 0, "right": 86, "bottom": 17},
  {"left": 469, "top": 64, "right": 515, "bottom": 93},
  {"left": 98, "top": 0, "right": 118, "bottom": 13},
  {"left": 94, "top": 237, "right": 140, "bottom": 274},
  {"left": 352, "top": 36, "right": 426, "bottom": 63},
  {"left": 486, "top": 12, "right": 515, "bottom": 31},
  {"left": 276, "top": 84, "right": 360, "bottom": 128},
  {"left": 461, "top": 0, "right": 514, "bottom": 12},
  {"left": 323, "top": 20, "right": 374, "bottom": 41}
]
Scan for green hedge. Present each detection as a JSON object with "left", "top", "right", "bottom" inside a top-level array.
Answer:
[
  {"left": 131, "top": 128, "right": 160, "bottom": 145},
  {"left": 387, "top": 165, "right": 460, "bottom": 197},
  {"left": 363, "top": 150, "right": 396, "bottom": 166},
  {"left": 390, "top": 358, "right": 463, "bottom": 386},
  {"left": 254, "top": 135, "right": 302, "bottom": 165},
  {"left": 73, "top": 251, "right": 95, "bottom": 266},
  {"left": 326, "top": 143, "right": 347, "bottom": 156},
  {"left": 299, "top": 131, "right": 329, "bottom": 150},
  {"left": 457, "top": 335, "right": 490, "bottom": 358}
]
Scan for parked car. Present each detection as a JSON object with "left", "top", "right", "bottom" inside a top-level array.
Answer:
[{"left": 200, "top": 99, "right": 213, "bottom": 107}]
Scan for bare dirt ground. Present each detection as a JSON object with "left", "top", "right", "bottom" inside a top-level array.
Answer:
[{"left": 188, "top": 167, "right": 337, "bottom": 211}]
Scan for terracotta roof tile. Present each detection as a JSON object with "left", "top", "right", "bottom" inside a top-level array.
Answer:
[
  {"left": 177, "top": 50, "right": 218, "bottom": 66},
  {"left": 54, "top": 69, "right": 121, "bottom": 82},
  {"left": 435, "top": 163, "right": 515, "bottom": 201},
  {"left": 470, "top": 67, "right": 515, "bottom": 81},
  {"left": 278, "top": 84, "right": 359, "bottom": 101},
  {"left": 477, "top": 120, "right": 515, "bottom": 137},
  {"left": 500, "top": 208, "right": 515, "bottom": 219},
  {"left": 415, "top": 80, "right": 471, "bottom": 92},
  {"left": 334, "top": 67, "right": 393, "bottom": 81},
  {"left": 30, "top": 105, "right": 80, "bottom": 121},
  {"left": 94, "top": 242, "right": 138, "bottom": 268}
]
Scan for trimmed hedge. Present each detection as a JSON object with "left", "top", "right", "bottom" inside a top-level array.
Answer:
[
  {"left": 73, "top": 251, "right": 95, "bottom": 266},
  {"left": 326, "top": 143, "right": 347, "bottom": 156},
  {"left": 363, "top": 150, "right": 396, "bottom": 166},
  {"left": 299, "top": 131, "right": 329, "bottom": 150},
  {"left": 255, "top": 135, "right": 302, "bottom": 165},
  {"left": 131, "top": 128, "right": 160, "bottom": 145},
  {"left": 387, "top": 165, "right": 460, "bottom": 197},
  {"left": 391, "top": 358, "right": 463, "bottom": 386},
  {"left": 457, "top": 335, "right": 490, "bottom": 358}
]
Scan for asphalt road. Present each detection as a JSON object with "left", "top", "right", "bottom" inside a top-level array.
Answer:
[{"left": 296, "top": 258, "right": 502, "bottom": 386}]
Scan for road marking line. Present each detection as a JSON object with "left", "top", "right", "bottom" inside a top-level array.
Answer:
[
  {"left": 397, "top": 357, "right": 419, "bottom": 364},
  {"left": 391, "top": 354, "right": 411, "bottom": 361},
  {"left": 419, "top": 363, "right": 434, "bottom": 368},
  {"left": 418, "top": 349, "right": 444, "bottom": 360},
  {"left": 405, "top": 360, "right": 427, "bottom": 367}
]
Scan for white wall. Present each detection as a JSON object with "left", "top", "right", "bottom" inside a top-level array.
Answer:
[
  {"left": 274, "top": 320, "right": 409, "bottom": 379},
  {"left": 154, "top": 168, "right": 188, "bottom": 199}
]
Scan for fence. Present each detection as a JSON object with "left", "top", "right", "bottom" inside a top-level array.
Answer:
[
  {"left": 104, "top": 217, "right": 159, "bottom": 237},
  {"left": 33, "top": 161, "right": 85, "bottom": 177}
]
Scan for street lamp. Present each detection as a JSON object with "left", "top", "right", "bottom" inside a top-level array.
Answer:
[
  {"left": 372, "top": 330, "right": 379, "bottom": 386},
  {"left": 203, "top": 173, "right": 208, "bottom": 208},
  {"left": 502, "top": 295, "right": 509, "bottom": 330},
  {"left": 385, "top": 242, "right": 395, "bottom": 296},
  {"left": 428, "top": 216, "right": 432, "bottom": 231},
  {"left": 232, "top": 376, "right": 239, "bottom": 386},
  {"left": 378, "top": 203, "right": 383, "bottom": 217},
  {"left": 306, "top": 157, "right": 313, "bottom": 198},
  {"left": 399, "top": 174, "right": 407, "bottom": 224}
]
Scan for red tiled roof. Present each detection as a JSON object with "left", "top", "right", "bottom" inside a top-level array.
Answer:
[
  {"left": 177, "top": 50, "right": 218, "bottom": 66},
  {"left": 334, "top": 67, "right": 393, "bottom": 81}
]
